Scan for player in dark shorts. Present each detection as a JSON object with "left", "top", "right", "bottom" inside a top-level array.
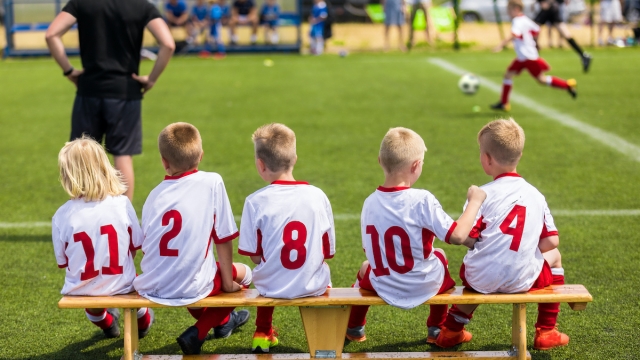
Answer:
[
  {"left": 230, "top": 0, "right": 258, "bottom": 45},
  {"left": 534, "top": 0, "right": 592, "bottom": 73},
  {"left": 45, "top": 0, "right": 175, "bottom": 200}
]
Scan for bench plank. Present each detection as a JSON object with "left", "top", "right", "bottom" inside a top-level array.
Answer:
[
  {"left": 59, "top": 285, "right": 592, "bottom": 309},
  {"left": 139, "top": 352, "right": 531, "bottom": 359}
]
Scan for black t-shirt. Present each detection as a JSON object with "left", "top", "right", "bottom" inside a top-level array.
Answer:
[
  {"left": 63, "top": 0, "right": 161, "bottom": 100},
  {"left": 233, "top": 0, "right": 255, "bottom": 16}
]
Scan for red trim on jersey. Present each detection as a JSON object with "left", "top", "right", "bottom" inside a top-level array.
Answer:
[
  {"left": 238, "top": 229, "right": 263, "bottom": 256},
  {"left": 322, "top": 232, "right": 334, "bottom": 259},
  {"left": 512, "top": 32, "right": 524, "bottom": 40},
  {"left": 215, "top": 231, "right": 239, "bottom": 244},
  {"left": 540, "top": 216, "right": 559, "bottom": 239},
  {"left": 494, "top": 172, "right": 521, "bottom": 180},
  {"left": 469, "top": 216, "right": 486, "bottom": 239},
  {"left": 444, "top": 222, "right": 458, "bottom": 244},
  {"left": 164, "top": 169, "right": 198, "bottom": 180},
  {"left": 376, "top": 186, "right": 410, "bottom": 192},
  {"left": 58, "top": 263, "right": 68, "bottom": 268},
  {"left": 271, "top": 180, "right": 309, "bottom": 185}
]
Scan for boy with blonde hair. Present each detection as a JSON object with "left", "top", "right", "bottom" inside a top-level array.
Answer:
[
  {"left": 491, "top": 0, "right": 577, "bottom": 111},
  {"left": 345, "top": 127, "right": 486, "bottom": 343},
  {"left": 133, "top": 122, "right": 252, "bottom": 355},
  {"left": 52, "top": 136, "right": 153, "bottom": 339},
  {"left": 436, "top": 119, "right": 568, "bottom": 350},
  {"left": 239, "top": 123, "right": 335, "bottom": 353}
]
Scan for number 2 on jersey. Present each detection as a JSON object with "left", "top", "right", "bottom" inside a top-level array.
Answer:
[
  {"left": 160, "top": 210, "right": 182, "bottom": 257},
  {"left": 499, "top": 205, "right": 526, "bottom": 252},
  {"left": 73, "top": 224, "right": 123, "bottom": 281}
]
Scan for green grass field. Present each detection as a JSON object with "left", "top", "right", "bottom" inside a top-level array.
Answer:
[{"left": 1, "top": 48, "right": 639, "bottom": 359}]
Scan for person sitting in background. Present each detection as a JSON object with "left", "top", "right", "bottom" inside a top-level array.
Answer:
[
  {"left": 202, "top": 0, "right": 227, "bottom": 58},
  {"left": 165, "top": 0, "right": 189, "bottom": 28},
  {"left": 309, "top": 0, "right": 328, "bottom": 55},
  {"left": 260, "top": 0, "right": 281, "bottom": 44},
  {"left": 187, "top": 0, "right": 210, "bottom": 45},
  {"left": 230, "top": 0, "right": 258, "bottom": 45}
]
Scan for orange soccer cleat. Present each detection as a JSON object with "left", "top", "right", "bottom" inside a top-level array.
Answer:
[
  {"left": 533, "top": 327, "right": 570, "bottom": 350},
  {"left": 434, "top": 327, "right": 473, "bottom": 348}
]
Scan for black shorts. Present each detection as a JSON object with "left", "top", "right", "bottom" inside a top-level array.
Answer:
[
  {"left": 71, "top": 96, "right": 142, "bottom": 156},
  {"left": 534, "top": 4, "right": 562, "bottom": 25}
]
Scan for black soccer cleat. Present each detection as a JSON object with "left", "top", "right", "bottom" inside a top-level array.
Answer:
[
  {"left": 212, "top": 310, "right": 251, "bottom": 339},
  {"left": 567, "top": 79, "right": 577, "bottom": 99},
  {"left": 177, "top": 326, "right": 205, "bottom": 355},
  {"left": 138, "top": 308, "right": 155, "bottom": 339},
  {"left": 490, "top": 102, "right": 511, "bottom": 112},
  {"left": 103, "top": 308, "right": 121, "bottom": 338},
  {"left": 581, "top": 53, "right": 592, "bottom": 73}
]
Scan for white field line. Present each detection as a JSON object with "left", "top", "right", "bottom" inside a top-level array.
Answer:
[
  {"left": 428, "top": 58, "right": 640, "bottom": 163},
  {"left": 3, "top": 209, "right": 640, "bottom": 229}
]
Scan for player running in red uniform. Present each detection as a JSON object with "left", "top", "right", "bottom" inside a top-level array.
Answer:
[{"left": 491, "top": 0, "right": 577, "bottom": 112}]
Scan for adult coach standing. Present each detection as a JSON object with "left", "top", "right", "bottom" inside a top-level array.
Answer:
[{"left": 45, "top": 0, "right": 175, "bottom": 201}]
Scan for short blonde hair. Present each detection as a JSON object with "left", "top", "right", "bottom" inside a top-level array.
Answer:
[
  {"left": 478, "top": 118, "right": 525, "bottom": 166},
  {"left": 158, "top": 122, "right": 203, "bottom": 171},
  {"left": 252, "top": 123, "right": 297, "bottom": 172},
  {"left": 58, "top": 136, "right": 127, "bottom": 201},
  {"left": 508, "top": 0, "right": 524, "bottom": 10},
  {"left": 379, "top": 127, "right": 427, "bottom": 174}
]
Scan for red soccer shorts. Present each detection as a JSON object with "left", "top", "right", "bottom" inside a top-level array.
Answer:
[
  {"left": 209, "top": 262, "right": 239, "bottom": 297},
  {"left": 507, "top": 58, "right": 551, "bottom": 78},
  {"left": 358, "top": 251, "right": 456, "bottom": 294},
  {"left": 459, "top": 260, "right": 553, "bottom": 293}
]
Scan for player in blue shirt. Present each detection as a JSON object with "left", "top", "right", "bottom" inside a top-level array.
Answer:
[
  {"left": 260, "top": 0, "right": 280, "bottom": 44},
  {"left": 165, "top": 0, "right": 189, "bottom": 28},
  {"left": 230, "top": 0, "right": 258, "bottom": 44},
  {"left": 187, "top": 0, "right": 209, "bottom": 44},
  {"left": 203, "top": 0, "right": 226, "bottom": 58},
  {"left": 309, "top": 0, "right": 328, "bottom": 55}
]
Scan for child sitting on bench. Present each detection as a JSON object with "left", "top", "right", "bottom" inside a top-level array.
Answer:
[{"left": 52, "top": 136, "right": 153, "bottom": 339}]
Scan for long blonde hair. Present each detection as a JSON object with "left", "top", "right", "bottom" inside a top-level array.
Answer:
[{"left": 58, "top": 136, "right": 127, "bottom": 201}]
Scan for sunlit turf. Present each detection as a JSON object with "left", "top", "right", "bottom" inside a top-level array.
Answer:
[{"left": 1, "top": 48, "right": 639, "bottom": 359}]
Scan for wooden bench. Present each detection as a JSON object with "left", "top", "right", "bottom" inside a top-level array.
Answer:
[{"left": 58, "top": 284, "right": 592, "bottom": 360}]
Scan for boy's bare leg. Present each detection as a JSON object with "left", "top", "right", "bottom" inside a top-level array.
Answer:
[
  {"left": 114, "top": 155, "right": 134, "bottom": 201},
  {"left": 398, "top": 25, "right": 407, "bottom": 51},
  {"left": 384, "top": 25, "right": 391, "bottom": 51}
]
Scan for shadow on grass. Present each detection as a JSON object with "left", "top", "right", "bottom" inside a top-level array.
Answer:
[{"left": 3, "top": 333, "right": 123, "bottom": 360}]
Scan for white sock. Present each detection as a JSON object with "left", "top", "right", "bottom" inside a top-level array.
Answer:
[
  {"left": 272, "top": 32, "right": 279, "bottom": 44},
  {"left": 545, "top": 75, "right": 553, "bottom": 86},
  {"left": 137, "top": 308, "right": 148, "bottom": 319},
  {"left": 250, "top": 34, "right": 257, "bottom": 43},
  {"left": 239, "top": 263, "right": 253, "bottom": 286},
  {"left": 85, "top": 310, "right": 107, "bottom": 322},
  {"left": 231, "top": 34, "right": 239, "bottom": 42},
  {"left": 551, "top": 267, "right": 565, "bottom": 276},
  {"left": 315, "top": 37, "right": 324, "bottom": 54}
]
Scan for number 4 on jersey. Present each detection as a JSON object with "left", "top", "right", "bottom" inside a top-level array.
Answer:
[{"left": 499, "top": 205, "right": 526, "bottom": 252}]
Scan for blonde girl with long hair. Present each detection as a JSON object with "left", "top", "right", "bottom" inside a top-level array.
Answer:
[{"left": 52, "top": 136, "right": 153, "bottom": 339}]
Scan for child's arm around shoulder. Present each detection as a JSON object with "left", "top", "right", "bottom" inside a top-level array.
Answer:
[{"left": 447, "top": 185, "right": 487, "bottom": 246}]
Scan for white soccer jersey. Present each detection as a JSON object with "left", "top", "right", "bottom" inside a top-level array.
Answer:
[
  {"left": 361, "top": 187, "right": 457, "bottom": 310},
  {"left": 133, "top": 170, "right": 238, "bottom": 306},
  {"left": 238, "top": 181, "right": 335, "bottom": 299},
  {"left": 462, "top": 173, "right": 558, "bottom": 294},
  {"left": 511, "top": 15, "right": 540, "bottom": 61},
  {"left": 52, "top": 195, "right": 143, "bottom": 296}
]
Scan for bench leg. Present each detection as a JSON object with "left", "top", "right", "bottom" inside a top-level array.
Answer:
[
  {"left": 299, "top": 305, "right": 351, "bottom": 358},
  {"left": 511, "top": 303, "right": 527, "bottom": 360},
  {"left": 123, "top": 308, "right": 140, "bottom": 360}
]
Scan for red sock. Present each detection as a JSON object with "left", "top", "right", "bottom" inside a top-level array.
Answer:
[
  {"left": 501, "top": 80, "right": 513, "bottom": 104},
  {"left": 188, "top": 307, "right": 205, "bottom": 320},
  {"left": 194, "top": 307, "right": 234, "bottom": 340},
  {"left": 85, "top": 309, "right": 113, "bottom": 329},
  {"left": 256, "top": 307, "right": 274, "bottom": 334},
  {"left": 443, "top": 305, "right": 473, "bottom": 332},
  {"left": 549, "top": 76, "right": 569, "bottom": 90},
  {"left": 137, "top": 308, "right": 151, "bottom": 330},
  {"left": 536, "top": 273, "right": 564, "bottom": 329},
  {"left": 347, "top": 305, "right": 369, "bottom": 328},
  {"left": 427, "top": 305, "right": 449, "bottom": 329}
]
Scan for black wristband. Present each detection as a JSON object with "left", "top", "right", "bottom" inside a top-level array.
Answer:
[{"left": 63, "top": 67, "right": 74, "bottom": 76}]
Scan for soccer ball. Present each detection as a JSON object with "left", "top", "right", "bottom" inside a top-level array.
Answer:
[{"left": 458, "top": 73, "right": 480, "bottom": 95}]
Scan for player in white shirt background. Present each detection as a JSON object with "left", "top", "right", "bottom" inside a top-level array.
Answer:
[
  {"left": 436, "top": 119, "right": 569, "bottom": 351},
  {"left": 132, "top": 123, "right": 252, "bottom": 355},
  {"left": 52, "top": 137, "right": 153, "bottom": 339},
  {"left": 239, "top": 123, "right": 335, "bottom": 353},
  {"left": 345, "top": 127, "right": 486, "bottom": 344},
  {"left": 490, "top": 0, "right": 577, "bottom": 112}
]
